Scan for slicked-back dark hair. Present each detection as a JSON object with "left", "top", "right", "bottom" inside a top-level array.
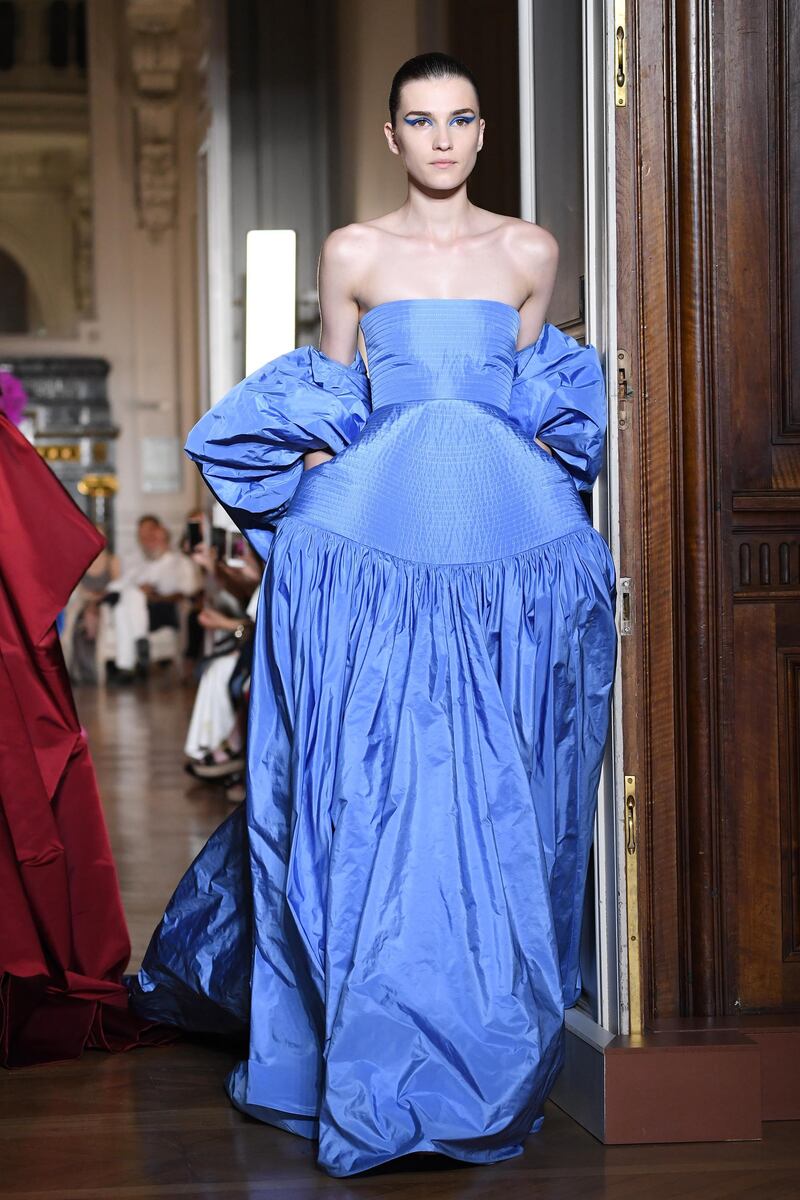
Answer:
[{"left": 388, "top": 52, "right": 480, "bottom": 128}]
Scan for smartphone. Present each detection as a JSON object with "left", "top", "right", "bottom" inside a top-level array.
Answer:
[
  {"left": 186, "top": 519, "right": 204, "bottom": 550},
  {"left": 210, "top": 526, "right": 228, "bottom": 560},
  {"left": 226, "top": 534, "right": 246, "bottom": 568}
]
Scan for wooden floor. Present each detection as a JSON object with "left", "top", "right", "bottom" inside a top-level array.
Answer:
[{"left": 2, "top": 682, "right": 799, "bottom": 1198}]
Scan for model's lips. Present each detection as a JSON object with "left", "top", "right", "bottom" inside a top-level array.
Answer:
[{"left": 432, "top": 160, "right": 456, "bottom": 167}]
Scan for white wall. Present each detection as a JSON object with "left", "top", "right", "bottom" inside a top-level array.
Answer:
[{"left": 0, "top": 0, "right": 203, "bottom": 559}]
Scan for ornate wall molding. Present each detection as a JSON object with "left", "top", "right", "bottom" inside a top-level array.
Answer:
[
  {"left": 733, "top": 492, "right": 800, "bottom": 600},
  {"left": 0, "top": 143, "right": 93, "bottom": 330},
  {"left": 71, "top": 171, "right": 94, "bottom": 318},
  {"left": 126, "top": 0, "right": 192, "bottom": 237},
  {"left": 0, "top": 147, "right": 87, "bottom": 189}
]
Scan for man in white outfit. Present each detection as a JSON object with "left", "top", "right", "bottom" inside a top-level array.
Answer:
[{"left": 106, "top": 516, "right": 199, "bottom": 680}]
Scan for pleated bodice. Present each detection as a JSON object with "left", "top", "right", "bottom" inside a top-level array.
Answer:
[{"left": 360, "top": 298, "right": 520, "bottom": 415}]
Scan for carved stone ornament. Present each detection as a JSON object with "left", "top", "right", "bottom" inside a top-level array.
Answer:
[
  {"left": 126, "top": 0, "right": 192, "bottom": 236},
  {"left": 71, "top": 172, "right": 94, "bottom": 318}
]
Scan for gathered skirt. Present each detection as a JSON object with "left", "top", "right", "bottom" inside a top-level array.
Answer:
[{"left": 129, "top": 396, "right": 618, "bottom": 1176}]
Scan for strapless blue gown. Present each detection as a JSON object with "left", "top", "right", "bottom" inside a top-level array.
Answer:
[{"left": 127, "top": 299, "right": 618, "bottom": 1177}]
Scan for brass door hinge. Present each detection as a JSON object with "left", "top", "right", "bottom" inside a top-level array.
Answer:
[
  {"left": 618, "top": 577, "right": 633, "bottom": 636},
  {"left": 617, "top": 348, "right": 633, "bottom": 429},
  {"left": 625, "top": 774, "right": 642, "bottom": 1034},
  {"left": 615, "top": 1, "right": 628, "bottom": 107}
]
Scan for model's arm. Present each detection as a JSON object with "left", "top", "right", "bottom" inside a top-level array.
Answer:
[
  {"left": 515, "top": 225, "right": 560, "bottom": 455},
  {"left": 304, "top": 227, "right": 364, "bottom": 471}
]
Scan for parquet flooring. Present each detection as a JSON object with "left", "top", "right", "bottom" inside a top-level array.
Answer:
[{"left": 1, "top": 683, "right": 797, "bottom": 1198}]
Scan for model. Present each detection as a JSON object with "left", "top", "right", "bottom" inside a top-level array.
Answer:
[
  {"left": 128, "top": 52, "right": 618, "bottom": 1177},
  {"left": 0, "top": 409, "right": 169, "bottom": 1067}
]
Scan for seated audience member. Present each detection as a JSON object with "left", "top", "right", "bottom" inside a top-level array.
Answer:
[
  {"left": 62, "top": 535, "right": 120, "bottom": 685},
  {"left": 183, "top": 603, "right": 253, "bottom": 772},
  {"left": 183, "top": 542, "right": 262, "bottom": 780},
  {"left": 105, "top": 516, "right": 199, "bottom": 682}
]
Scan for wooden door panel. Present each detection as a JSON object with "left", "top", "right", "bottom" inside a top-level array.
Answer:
[
  {"left": 776, "top": 617, "right": 800, "bottom": 969},
  {"left": 717, "top": 0, "right": 800, "bottom": 1012},
  {"left": 730, "top": 604, "right": 800, "bottom": 1008},
  {"left": 623, "top": 0, "right": 800, "bottom": 1018}
]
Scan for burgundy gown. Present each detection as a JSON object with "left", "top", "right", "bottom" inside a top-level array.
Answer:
[{"left": 0, "top": 413, "right": 169, "bottom": 1066}]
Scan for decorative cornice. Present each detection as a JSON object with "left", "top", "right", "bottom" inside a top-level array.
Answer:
[
  {"left": 126, "top": 0, "right": 192, "bottom": 237},
  {"left": 0, "top": 92, "right": 89, "bottom": 136},
  {"left": 0, "top": 147, "right": 89, "bottom": 188}
]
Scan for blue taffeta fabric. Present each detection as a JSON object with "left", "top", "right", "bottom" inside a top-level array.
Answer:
[{"left": 128, "top": 299, "right": 618, "bottom": 1177}]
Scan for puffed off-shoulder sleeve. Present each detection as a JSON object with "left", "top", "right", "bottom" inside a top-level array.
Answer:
[
  {"left": 185, "top": 345, "right": 372, "bottom": 556},
  {"left": 508, "top": 322, "right": 607, "bottom": 492}
]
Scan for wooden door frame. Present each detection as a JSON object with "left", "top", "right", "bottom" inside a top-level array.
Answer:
[
  {"left": 555, "top": 0, "right": 800, "bottom": 1140},
  {"left": 618, "top": 0, "right": 728, "bottom": 1022}
]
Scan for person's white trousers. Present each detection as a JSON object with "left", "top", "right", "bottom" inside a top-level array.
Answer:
[
  {"left": 184, "top": 652, "right": 238, "bottom": 759},
  {"left": 110, "top": 585, "right": 149, "bottom": 671}
]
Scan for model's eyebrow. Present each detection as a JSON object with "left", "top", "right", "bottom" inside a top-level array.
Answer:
[{"left": 403, "top": 108, "right": 476, "bottom": 117}]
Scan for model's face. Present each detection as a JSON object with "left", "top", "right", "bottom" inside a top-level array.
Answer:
[{"left": 385, "top": 76, "right": 483, "bottom": 190}]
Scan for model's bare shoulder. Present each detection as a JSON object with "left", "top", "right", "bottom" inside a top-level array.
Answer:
[
  {"left": 503, "top": 217, "right": 559, "bottom": 264},
  {"left": 503, "top": 220, "right": 559, "bottom": 307},
  {"left": 492, "top": 219, "right": 559, "bottom": 349},
  {"left": 319, "top": 223, "right": 384, "bottom": 298},
  {"left": 319, "top": 224, "right": 369, "bottom": 272}
]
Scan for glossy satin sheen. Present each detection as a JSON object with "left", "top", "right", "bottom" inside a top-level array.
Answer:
[
  {"left": 362, "top": 298, "right": 520, "bottom": 412},
  {"left": 128, "top": 300, "right": 618, "bottom": 1178}
]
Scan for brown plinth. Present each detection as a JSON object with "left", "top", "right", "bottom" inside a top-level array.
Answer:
[
  {"left": 603, "top": 1030, "right": 761, "bottom": 1144},
  {"left": 552, "top": 1012, "right": 800, "bottom": 1145},
  {"left": 649, "top": 1015, "right": 800, "bottom": 1122}
]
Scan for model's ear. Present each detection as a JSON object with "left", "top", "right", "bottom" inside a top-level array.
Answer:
[
  {"left": 477, "top": 118, "right": 485, "bottom": 152},
  {"left": 384, "top": 122, "right": 400, "bottom": 156}
]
